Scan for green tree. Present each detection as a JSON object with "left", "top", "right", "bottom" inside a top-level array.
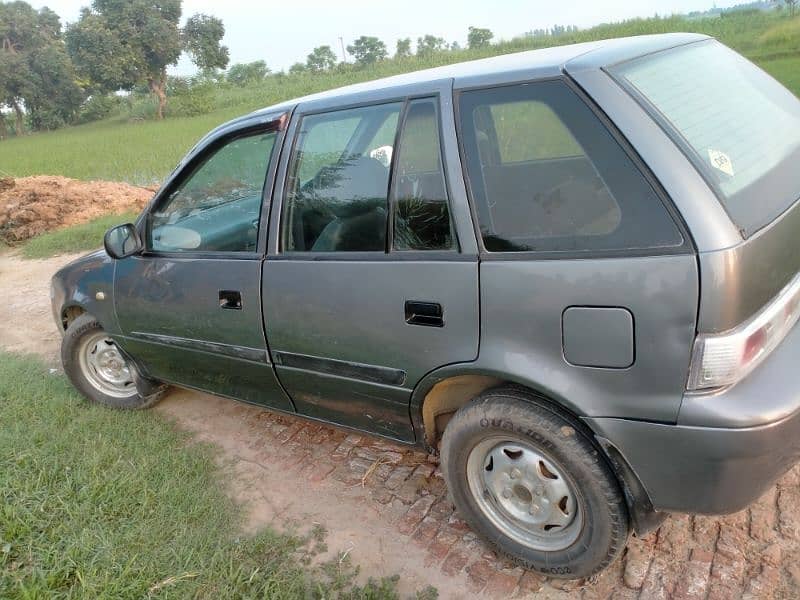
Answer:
[
  {"left": 467, "top": 26, "right": 494, "bottom": 49},
  {"left": 227, "top": 60, "right": 269, "bottom": 86},
  {"left": 288, "top": 62, "right": 307, "bottom": 74},
  {"left": 0, "top": 2, "right": 82, "bottom": 134},
  {"left": 66, "top": 1, "right": 228, "bottom": 120},
  {"left": 183, "top": 14, "right": 229, "bottom": 72},
  {"left": 395, "top": 37, "right": 411, "bottom": 58},
  {"left": 306, "top": 45, "right": 337, "bottom": 72},
  {"left": 416, "top": 34, "right": 447, "bottom": 58},
  {"left": 347, "top": 36, "right": 387, "bottom": 65}
]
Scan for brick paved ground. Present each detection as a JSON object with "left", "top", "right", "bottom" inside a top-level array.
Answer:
[{"left": 162, "top": 393, "right": 800, "bottom": 599}]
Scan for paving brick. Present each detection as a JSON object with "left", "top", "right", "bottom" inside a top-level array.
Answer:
[
  {"left": 483, "top": 567, "right": 520, "bottom": 598},
  {"left": 331, "top": 433, "right": 361, "bottom": 458},
  {"left": 398, "top": 494, "right": 436, "bottom": 535},
  {"left": 441, "top": 547, "right": 469, "bottom": 576},
  {"left": 307, "top": 461, "right": 336, "bottom": 483},
  {"left": 465, "top": 558, "right": 495, "bottom": 592},
  {"left": 411, "top": 515, "right": 440, "bottom": 547},
  {"left": 673, "top": 548, "right": 713, "bottom": 599},
  {"left": 426, "top": 527, "right": 460, "bottom": 564},
  {"left": 384, "top": 465, "right": 413, "bottom": 491},
  {"left": 622, "top": 535, "right": 654, "bottom": 589},
  {"left": 517, "top": 570, "right": 545, "bottom": 594}
]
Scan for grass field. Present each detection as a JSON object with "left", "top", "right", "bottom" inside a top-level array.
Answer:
[
  {"left": 0, "top": 352, "right": 417, "bottom": 598},
  {"left": 0, "top": 10, "right": 798, "bottom": 185},
  {"left": 20, "top": 212, "right": 137, "bottom": 258}
]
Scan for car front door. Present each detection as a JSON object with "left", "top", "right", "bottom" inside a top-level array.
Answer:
[
  {"left": 113, "top": 113, "right": 293, "bottom": 411},
  {"left": 263, "top": 84, "right": 480, "bottom": 442}
]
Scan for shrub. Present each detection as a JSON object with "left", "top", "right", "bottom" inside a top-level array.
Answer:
[
  {"left": 167, "top": 84, "right": 217, "bottom": 118},
  {"left": 77, "top": 95, "right": 121, "bottom": 124}
]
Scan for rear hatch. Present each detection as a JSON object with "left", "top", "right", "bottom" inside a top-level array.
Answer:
[{"left": 609, "top": 39, "right": 800, "bottom": 391}]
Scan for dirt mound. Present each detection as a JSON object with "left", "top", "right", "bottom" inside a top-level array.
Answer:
[{"left": 0, "top": 176, "right": 153, "bottom": 243}]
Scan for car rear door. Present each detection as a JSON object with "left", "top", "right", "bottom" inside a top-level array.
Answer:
[
  {"left": 456, "top": 78, "right": 699, "bottom": 424},
  {"left": 262, "top": 81, "right": 479, "bottom": 442},
  {"left": 113, "top": 113, "right": 293, "bottom": 411}
]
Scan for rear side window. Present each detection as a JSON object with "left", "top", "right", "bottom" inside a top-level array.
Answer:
[
  {"left": 613, "top": 40, "right": 800, "bottom": 237},
  {"left": 282, "top": 103, "right": 401, "bottom": 252},
  {"left": 391, "top": 98, "right": 456, "bottom": 251},
  {"left": 458, "top": 80, "right": 683, "bottom": 254}
]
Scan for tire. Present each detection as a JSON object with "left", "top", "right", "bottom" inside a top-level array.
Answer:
[
  {"left": 441, "top": 386, "right": 629, "bottom": 579},
  {"left": 61, "top": 314, "right": 167, "bottom": 409}
]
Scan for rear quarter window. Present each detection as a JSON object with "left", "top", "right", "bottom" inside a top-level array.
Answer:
[
  {"left": 612, "top": 40, "right": 800, "bottom": 237},
  {"left": 457, "top": 79, "right": 684, "bottom": 254}
]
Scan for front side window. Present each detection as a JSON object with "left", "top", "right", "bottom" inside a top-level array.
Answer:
[
  {"left": 458, "top": 80, "right": 683, "bottom": 253},
  {"left": 148, "top": 131, "right": 276, "bottom": 252},
  {"left": 391, "top": 98, "right": 456, "bottom": 251},
  {"left": 282, "top": 103, "right": 402, "bottom": 252}
]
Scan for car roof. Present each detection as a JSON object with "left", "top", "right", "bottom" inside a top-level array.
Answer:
[
  {"left": 255, "top": 33, "right": 707, "bottom": 114},
  {"left": 196, "top": 33, "right": 708, "bottom": 147}
]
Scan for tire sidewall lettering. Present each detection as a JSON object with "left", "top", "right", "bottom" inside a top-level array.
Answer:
[{"left": 479, "top": 416, "right": 554, "bottom": 451}]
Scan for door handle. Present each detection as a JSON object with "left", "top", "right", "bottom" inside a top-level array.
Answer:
[
  {"left": 405, "top": 301, "right": 444, "bottom": 327},
  {"left": 219, "top": 290, "right": 242, "bottom": 310}
]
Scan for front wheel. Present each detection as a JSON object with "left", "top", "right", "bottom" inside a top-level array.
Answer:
[
  {"left": 61, "top": 314, "right": 166, "bottom": 409},
  {"left": 441, "top": 387, "right": 629, "bottom": 579}
]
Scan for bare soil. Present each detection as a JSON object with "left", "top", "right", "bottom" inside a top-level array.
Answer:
[{"left": 0, "top": 176, "right": 153, "bottom": 244}]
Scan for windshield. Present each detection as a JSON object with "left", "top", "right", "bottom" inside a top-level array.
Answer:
[{"left": 613, "top": 40, "right": 800, "bottom": 237}]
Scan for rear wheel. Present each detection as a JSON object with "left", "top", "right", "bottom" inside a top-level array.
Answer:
[
  {"left": 441, "top": 386, "right": 629, "bottom": 579},
  {"left": 62, "top": 314, "right": 166, "bottom": 409}
]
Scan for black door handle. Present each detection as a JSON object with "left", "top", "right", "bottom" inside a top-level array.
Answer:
[
  {"left": 219, "top": 290, "right": 242, "bottom": 310},
  {"left": 405, "top": 301, "right": 444, "bottom": 327}
]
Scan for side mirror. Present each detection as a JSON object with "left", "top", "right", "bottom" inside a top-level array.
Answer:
[{"left": 104, "top": 223, "right": 143, "bottom": 259}]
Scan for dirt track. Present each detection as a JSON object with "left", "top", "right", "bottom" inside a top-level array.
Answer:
[{"left": 2, "top": 250, "right": 800, "bottom": 599}]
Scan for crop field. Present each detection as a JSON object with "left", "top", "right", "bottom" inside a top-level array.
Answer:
[{"left": 0, "top": 11, "right": 798, "bottom": 185}]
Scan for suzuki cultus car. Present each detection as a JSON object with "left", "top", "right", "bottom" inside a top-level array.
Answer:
[{"left": 52, "top": 34, "right": 800, "bottom": 578}]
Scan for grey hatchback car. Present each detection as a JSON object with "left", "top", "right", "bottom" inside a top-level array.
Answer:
[{"left": 51, "top": 34, "right": 800, "bottom": 578}]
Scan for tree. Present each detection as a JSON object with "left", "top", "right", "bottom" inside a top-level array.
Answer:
[
  {"left": 467, "top": 26, "right": 493, "bottom": 49},
  {"left": 66, "top": 1, "right": 229, "bottom": 119},
  {"left": 306, "top": 45, "right": 337, "bottom": 72},
  {"left": 346, "top": 36, "right": 387, "bottom": 66},
  {"left": 0, "top": 2, "right": 82, "bottom": 134},
  {"left": 227, "top": 60, "right": 269, "bottom": 86},
  {"left": 395, "top": 37, "right": 411, "bottom": 58},
  {"left": 288, "top": 62, "right": 307, "bottom": 74},
  {"left": 785, "top": 0, "right": 797, "bottom": 15},
  {"left": 183, "top": 14, "right": 229, "bottom": 72},
  {"left": 416, "top": 35, "right": 447, "bottom": 58},
  {"left": 449, "top": 41, "right": 461, "bottom": 51}
]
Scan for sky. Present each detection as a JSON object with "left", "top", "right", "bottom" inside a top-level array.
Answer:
[{"left": 31, "top": 0, "right": 745, "bottom": 75}]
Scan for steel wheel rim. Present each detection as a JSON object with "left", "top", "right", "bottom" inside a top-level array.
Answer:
[
  {"left": 77, "top": 332, "right": 136, "bottom": 398},
  {"left": 466, "top": 436, "right": 583, "bottom": 551}
]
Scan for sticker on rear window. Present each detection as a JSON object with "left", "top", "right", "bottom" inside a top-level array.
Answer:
[{"left": 708, "top": 148, "right": 734, "bottom": 177}]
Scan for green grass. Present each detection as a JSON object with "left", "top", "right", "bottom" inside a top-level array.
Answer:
[
  {"left": 0, "top": 352, "right": 423, "bottom": 598},
  {"left": 0, "top": 11, "right": 798, "bottom": 184},
  {"left": 19, "top": 212, "right": 138, "bottom": 259}
]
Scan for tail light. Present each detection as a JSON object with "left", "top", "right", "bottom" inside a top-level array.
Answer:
[{"left": 687, "top": 271, "right": 800, "bottom": 391}]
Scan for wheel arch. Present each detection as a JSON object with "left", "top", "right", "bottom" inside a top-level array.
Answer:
[
  {"left": 59, "top": 303, "right": 86, "bottom": 332},
  {"left": 410, "top": 363, "right": 665, "bottom": 536},
  {"left": 410, "top": 363, "right": 585, "bottom": 450},
  {"left": 51, "top": 249, "right": 120, "bottom": 336}
]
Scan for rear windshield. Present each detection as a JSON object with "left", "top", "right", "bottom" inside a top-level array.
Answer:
[{"left": 612, "top": 40, "right": 800, "bottom": 237}]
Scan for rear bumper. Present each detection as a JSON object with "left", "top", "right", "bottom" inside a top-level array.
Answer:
[{"left": 586, "top": 323, "right": 800, "bottom": 515}]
